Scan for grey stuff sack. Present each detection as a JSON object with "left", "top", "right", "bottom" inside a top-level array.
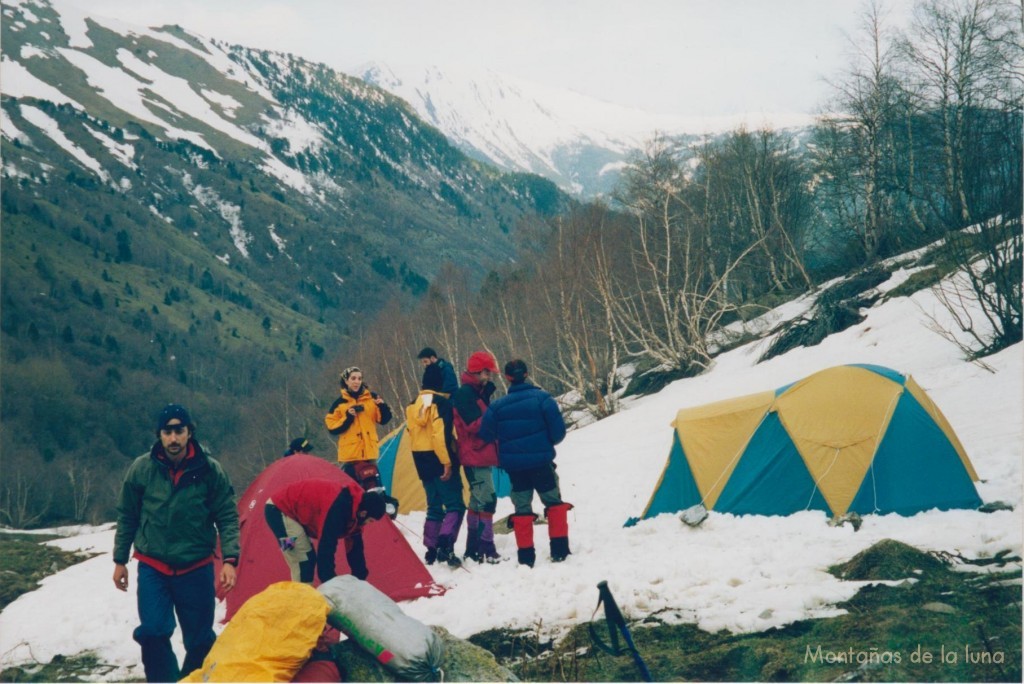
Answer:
[{"left": 318, "top": 575, "right": 445, "bottom": 681}]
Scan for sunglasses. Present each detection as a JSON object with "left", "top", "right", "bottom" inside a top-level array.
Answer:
[{"left": 160, "top": 425, "right": 188, "bottom": 435}]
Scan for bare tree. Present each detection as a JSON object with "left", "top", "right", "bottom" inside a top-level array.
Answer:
[
  {"left": 608, "top": 138, "right": 767, "bottom": 373},
  {"left": 529, "top": 206, "right": 625, "bottom": 417},
  {"left": 815, "top": 0, "right": 918, "bottom": 262},
  {"left": 930, "top": 216, "right": 1022, "bottom": 357},
  {"left": 0, "top": 471, "right": 51, "bottom": 528},
  {"left": 695, "top": 128, "right": 814, "bottom": 299},
  {"left": 898, "top": 0, "right": 1022, "bottom": 227},
  {"left": 66, "top": 458, "right": 93, "bottom": 522}
]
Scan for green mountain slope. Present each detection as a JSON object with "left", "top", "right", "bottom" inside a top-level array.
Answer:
[{"left": 0, "top": 0, "right": 567, "bottom": 525}]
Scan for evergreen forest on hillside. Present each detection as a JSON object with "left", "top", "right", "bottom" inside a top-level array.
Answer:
[{"left": 0, "top": 0, "right": 1020, "bottom": 530}]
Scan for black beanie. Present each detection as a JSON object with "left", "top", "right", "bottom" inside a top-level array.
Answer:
[
  {"left": 422, "top": 363, "right": 444, "bottom": 391},
  {"left": 360, "top": 490, "right": 387, "bottom": 520},
  {"left": 156, "top": 404, "right": 192, "bottom": 434}
]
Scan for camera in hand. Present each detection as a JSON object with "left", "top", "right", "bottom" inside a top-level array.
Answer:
[{"left": 353, "top": 405, "right": 365, "bottom": 413}]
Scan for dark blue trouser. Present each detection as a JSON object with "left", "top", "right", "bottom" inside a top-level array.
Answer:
[
  {"left": 422, "top": 467, "right": 467, "bottom": 521},
  {"left": 133, "top": 562, "right": 216, "bottom": 683}
]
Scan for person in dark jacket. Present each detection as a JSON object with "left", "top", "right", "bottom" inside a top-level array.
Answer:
[
  {"left": 452, "top": 350, "right": 501, "bottom": 563},
  {"left": 113, "top": 404, "right": 240, "bottom": 683},
  {"left": 417, "top": 347, "right": 459, "bottom": 395},
  {"left": 417, "top": 347, "right": 459, "bottom": 455},
  {"left": 479, "top": 359, "right": 572, "bottom": 567},
  {"left": 264, "top": 478, "right": 387, "bottom": 583}
]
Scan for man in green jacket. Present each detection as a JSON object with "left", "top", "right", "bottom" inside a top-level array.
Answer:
[{"left": 112, "top": 404, "right": 240, "bottom": 683}]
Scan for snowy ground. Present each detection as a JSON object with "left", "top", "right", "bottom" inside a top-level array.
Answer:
[{"left": 1, "top": 271, "right": 1021, "bottom": 682}]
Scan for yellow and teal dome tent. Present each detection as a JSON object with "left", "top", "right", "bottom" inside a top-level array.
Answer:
[{"left": 631, "top": 364, "right": 982, "bottom": 523}]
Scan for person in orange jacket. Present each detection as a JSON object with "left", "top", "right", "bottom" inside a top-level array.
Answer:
[{"left": 324, "top": 366, "right": 392, "bottom": 487}]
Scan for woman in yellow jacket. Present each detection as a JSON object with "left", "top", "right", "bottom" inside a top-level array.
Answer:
[
  {"left": 325, "top": 366, "right": 393, "bottom": 486},
  {"left": 405, "top": 363, "right": 466, "bottom": 566}
]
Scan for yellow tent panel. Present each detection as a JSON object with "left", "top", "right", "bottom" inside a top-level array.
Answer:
[
  {"left": 674, "top": 391, "right": 774, "bottom": 508},
  {"left": 774, "top": 366, "right": 903, "bottom": 516}
]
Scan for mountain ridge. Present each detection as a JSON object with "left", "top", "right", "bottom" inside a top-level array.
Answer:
[
  {"left": 356, "top": 59, "right": 818, "bottom": 196},
  {"left": 0, "top": 0, "right": 568, "bottom": 511}
]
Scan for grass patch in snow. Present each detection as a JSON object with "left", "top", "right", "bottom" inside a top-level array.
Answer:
[
  {"left": 472, "top": 540, "right": 1022, "bottom": 682},
  {"left": 0, "top": 535, "right": 93, "bottom": 611}
]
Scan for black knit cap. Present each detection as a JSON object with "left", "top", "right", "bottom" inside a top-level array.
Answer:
[
  {"left": 422, "top": 363, "right": 444, "bottom": 391},
  {"left": 156, "top": 404, "right": 192, "bottom": 434},
  {"left": 360, "top": 490, "right": 388, "bottom": 520},
  {"left": 284, "top": 437, "right": 312, "bottom": 456}
]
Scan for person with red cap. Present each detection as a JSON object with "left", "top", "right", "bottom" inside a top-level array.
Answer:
[
  {"left": 479, "top": 359, "right": 572, "bottom": 568},
  {"left": 451, "top": 350, "right": 502, "bottom": 563}
]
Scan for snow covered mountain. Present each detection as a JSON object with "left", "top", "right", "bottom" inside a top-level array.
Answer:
[
  {"left": 357, "top": 61, "right": 816, "bottom": 197},
  {"left": 357, "top": 61, "right": 678, "bottom": 197}
]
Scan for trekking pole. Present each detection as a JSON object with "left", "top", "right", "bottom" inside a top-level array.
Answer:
[{"left": 588, "top": 580, "right": 653, "bottom": 682}]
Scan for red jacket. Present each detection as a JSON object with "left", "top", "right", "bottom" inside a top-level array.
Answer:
[
  {"left": 270, "top": 477, "right": 366, "bottom": 582},
  {"left": 452, "top": 372, "right": 499, "bottom": 468}
]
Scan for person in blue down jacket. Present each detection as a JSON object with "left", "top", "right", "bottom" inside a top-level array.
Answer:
[{"left": 479, "top": 359, "right": 571, "bottom": 567}]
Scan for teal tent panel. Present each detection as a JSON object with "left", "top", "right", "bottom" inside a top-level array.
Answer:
[
  {"left": 715, "top": 412, "right": 833, "bottom": 516},
  {"left": 642, "top": 434, "right": 702, "bottom": 520},
  {"left": 376, "top": 430, "right": 401, "bottom": 493},
  {"left": 493, "top": 467, "right": 511, "bottom": 499},
  {"left": 848, "top": 363, "right": 906, "bottom": 385},
  {"left": 848, "top": 393, "right": 981, "bottom": 515}
]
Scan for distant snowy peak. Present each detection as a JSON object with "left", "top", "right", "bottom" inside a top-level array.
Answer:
[
  {"left": 357, "top": 60, "right": 678, "bottom": 196},
  {"left": 357, "top": 60, "right": 817, "bottom": 197}
]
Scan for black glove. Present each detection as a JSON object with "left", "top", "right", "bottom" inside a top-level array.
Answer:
[{"left": 482, "top": 381, "right": 496, "bottom": 402}]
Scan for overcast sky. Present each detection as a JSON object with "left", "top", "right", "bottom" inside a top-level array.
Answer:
[{"left": 64, "top": 0, "right": 915, "bottom": 118}]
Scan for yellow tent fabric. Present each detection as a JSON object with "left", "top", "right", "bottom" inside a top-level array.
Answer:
[
  {"left": 773, "top": 366, "right": 903, "bottom": 516},
  {"left": 181, "top": 582, "right": 329, "bottom": 683},
  {"left": 674, "top": 391, "right": 774, "bottom": 509}
]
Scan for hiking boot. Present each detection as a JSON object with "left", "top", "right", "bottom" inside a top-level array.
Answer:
[
  {"left": 467, "top": 549, "right": 499, "bottom": 564},
  {"left": 437, "top": 542, "right": 462, "bottom": 567},
  {"left": 476, "top": 539, "right": 501, "bottom": 564},
  {"left": 550, "top": 537, "right": 571, "bottom": 563},
  {"left": 464, "top": 510, "right": 481, "bottom": 560},
  {"left": 423, "top": 519, "right": 441, "bottom": 565}
]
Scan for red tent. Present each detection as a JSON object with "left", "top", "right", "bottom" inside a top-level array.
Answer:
[{"left": 220, "top": 453, "right": 442, "bottom": 621}]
